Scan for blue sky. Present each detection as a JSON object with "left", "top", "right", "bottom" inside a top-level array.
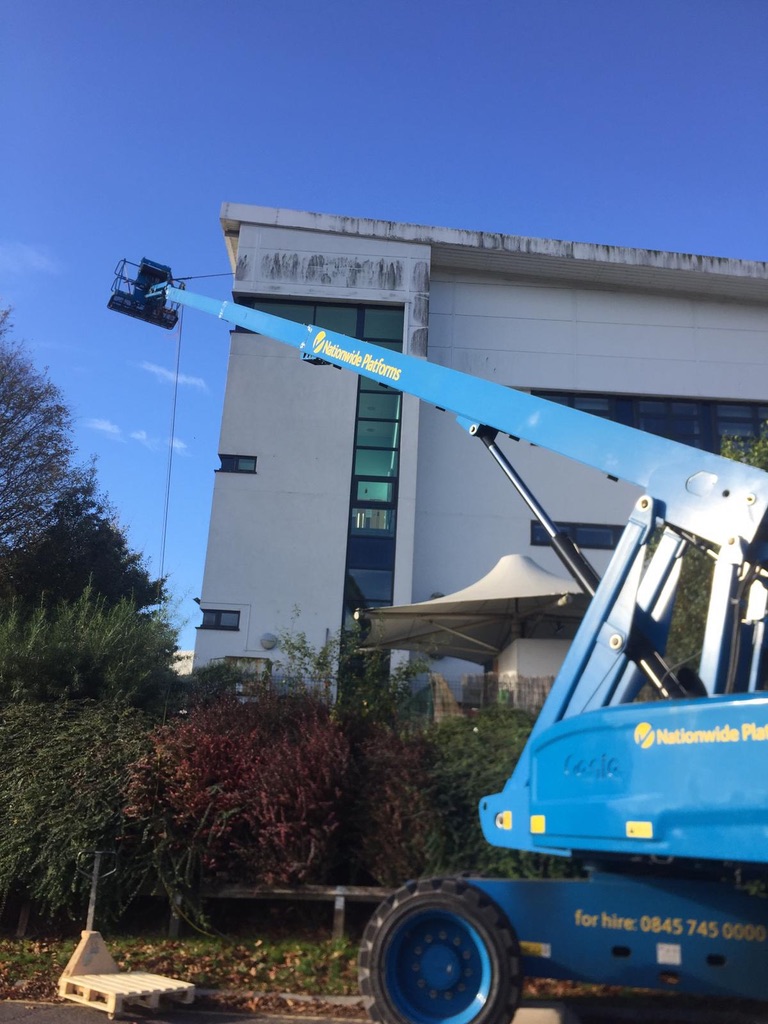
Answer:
[{"left": 2, "top": 0, "right": 766, "bottom": 650}]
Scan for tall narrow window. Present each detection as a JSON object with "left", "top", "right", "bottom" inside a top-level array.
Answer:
[
  {"left": 345, "top": 307, "right": 404, "bottom": 622},
  {"left": 239, "top": 298, "right": 405, "bottom": 627}
]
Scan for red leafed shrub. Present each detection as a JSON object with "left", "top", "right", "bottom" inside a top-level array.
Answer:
[{"left": 124, "top": 692, "right": 351, "bottom": 892}]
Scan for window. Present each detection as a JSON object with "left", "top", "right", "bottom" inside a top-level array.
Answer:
[
  {"left": 345, "top": 319, "right": 404, "bottom": 617},
  {"left": 199, "top": 609, "right": 241, "bottom": 630},
  {"left": 218, "top": 454, "right": 257, "bottom": 473},
  {"left": 239, "top": 298, "right": 405, "bottom": 623},
  {"left": 530, "top": 521, "right": 624, "bottom": 550}
]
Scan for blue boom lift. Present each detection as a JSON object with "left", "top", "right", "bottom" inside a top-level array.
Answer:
[{"left": 110, "top": 259, "right": 768, "bottom": 1021}]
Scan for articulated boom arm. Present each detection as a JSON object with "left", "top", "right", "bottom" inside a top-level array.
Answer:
[
  {"left": 162, "top": 285, "right": 768, "bottom": 551},
  {"left": 112, "top": 260, "right": 768, "bottom": 867}
]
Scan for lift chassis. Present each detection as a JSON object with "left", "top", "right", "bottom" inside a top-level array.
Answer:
[{"left": 110, "top": 259, "right": 768, "bottom": 1019}]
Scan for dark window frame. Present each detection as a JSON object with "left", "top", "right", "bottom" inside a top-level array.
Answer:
[
  {"left": 199, "top": 608, "right": 241, "bottom": 631},
  {"left": 218, "top": 454, "right": 258, "bottom": 474},
  {"left": 534, "top": 390, "right": 768, "bottom": 454},
  {"left": 530, "top": 520, "right": 624, "bottom": 551}
]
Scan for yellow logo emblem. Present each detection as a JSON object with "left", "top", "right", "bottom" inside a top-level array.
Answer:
[
  {"left": 312, "top": 330, "right": 327, "bottom": 353},
  {"left": 634, "top": 722, "right": 655, "bottom": 749}
]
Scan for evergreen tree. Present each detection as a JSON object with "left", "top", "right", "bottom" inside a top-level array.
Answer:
[
  {"left": 0, "top": 464, "right": 165, "bottom": 612},
  {"left": 0, "top": 309, "right": 73, "bottom": 553}
]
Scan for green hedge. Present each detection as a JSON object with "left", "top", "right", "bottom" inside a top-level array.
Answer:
[{"left": 0, "top": 691, "right": 572, "bottom": 927}]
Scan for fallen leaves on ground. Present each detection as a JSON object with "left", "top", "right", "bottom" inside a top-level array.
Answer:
[
  {"left": 0, "top": 935, "right": 761, "bottom": 1022},
  {"left": 0, "top": 934, "right": 360, "bottom": 1003}
]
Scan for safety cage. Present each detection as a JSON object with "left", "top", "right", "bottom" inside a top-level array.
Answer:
[{"left": 108, "top": 258, "right": 180, "bottom": 330}]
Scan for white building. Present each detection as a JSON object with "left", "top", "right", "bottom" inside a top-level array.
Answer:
[{"left": 193, "top": 203, "right": 768, "bottom": 684}]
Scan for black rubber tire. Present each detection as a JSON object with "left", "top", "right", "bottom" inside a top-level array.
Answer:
[{"left": 359, "top": 877, "right": 522, "bottom": 1024}]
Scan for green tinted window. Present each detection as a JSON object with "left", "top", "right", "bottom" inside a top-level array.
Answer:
[
  {"left": 357, "top": 392, "right": 401, "bottom": 420},
  {"left": 364, "top": 307, "right": 404, "bottom": 340},
  {"left": 315, "top": 305, "right": 358, "bottom": 334},
  {"left": 357, "top": 481, "right": 394, "bottom": 503},
  {"left": 355, "top": 449, "right": 399, "bottom": 476},
  {"left": 356, "top": 420, "right": 400, "bottom": 449},
  {"left": 252, "top": 302, "right": 307, "bottom": 324}
]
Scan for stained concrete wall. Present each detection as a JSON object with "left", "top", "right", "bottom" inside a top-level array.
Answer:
[{"left": 195, "top": 221, "right": 429, "bottom": 667}]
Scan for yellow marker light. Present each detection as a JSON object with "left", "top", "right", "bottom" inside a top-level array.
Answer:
[
  {"left": 626, "top": 820, "right": 653, "bottom": 839},
  {"left": 529, "top": 815, "right": 546, "bottom": 834},
  {"left": 495, "top": 810, "right": 512, "bottom": 830},
  {"left": 520, "top": 941, "right": 550, "bottom": 958}
]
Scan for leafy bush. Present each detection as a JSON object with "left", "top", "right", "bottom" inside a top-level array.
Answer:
[
  {"left": 0, "top": 613, "right": 577, "bottom": 931},
  {"left": 0, "top": 699, "right": 152, "bottom": 922},
  {"left": 271, "top": 618, "right": 426, "bottom": 725},
  {"left": 125, "top": 691, "right": 352, "bottom": 906},
  {"left": 347, "top": 725, "right": 440, "bottom": 886},
  {"left": 343, "top": 704, "right": 572, "bottom": 887},
  {"left": 124, "top": 689, "right": 571, "bottom": 911},
  {"left": 183, "top": 659, "right": 255, "bottom": 708},
  {"left": 423, "top": 705, "right": 574, "bottom": 878},
  {"left": 0, "top": 589, "right": 179, "bottom": 712}
]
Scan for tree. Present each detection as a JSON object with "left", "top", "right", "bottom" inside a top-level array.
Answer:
[
  {"left": 0, "top": 588, "right": 180, "bottom": 712},
  {"left": 666, "top": 427, "right": 768, "bottom": 674},
  {"left": 663, "top": 546, "right": 712, "bottom": 675},
  {"left": 720, "top": 426, "right": 768, "bottom": 474},
  {"left": 0, "top": 463, "right": 165, "bottom": 612},
  {"left": 0, "top": 310, "right": 73, "bottom": 552}
]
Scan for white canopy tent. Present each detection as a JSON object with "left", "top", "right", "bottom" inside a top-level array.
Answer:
[{"left": 358, "top": 554, "right": 590, "bottom": 665}]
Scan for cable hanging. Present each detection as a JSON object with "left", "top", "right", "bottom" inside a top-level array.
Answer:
[
  {"left": 154, "top": 268, "right": 231, "bottom": 595},
  {"left": 157, "top": 307, "right": 184, "bottom": 598}
]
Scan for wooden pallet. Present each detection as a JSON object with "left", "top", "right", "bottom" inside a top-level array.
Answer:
[{"left": 58, "top": 931, "right": 194, "bottom": 1018}]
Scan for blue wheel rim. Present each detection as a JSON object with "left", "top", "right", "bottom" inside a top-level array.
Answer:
[{"left": 384, "top": 908, "right": 492, "bottom": 1024}]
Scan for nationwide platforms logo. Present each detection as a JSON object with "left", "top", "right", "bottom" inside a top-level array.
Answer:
[
  {"left": 634, "top": 722, "right": 655, "bottom": 749},
  {"left": 633, "top": 719, "right": 768, "bottom": 748},
  {"left": 311, "top": 330, "right": 402, "bottom": 383}
]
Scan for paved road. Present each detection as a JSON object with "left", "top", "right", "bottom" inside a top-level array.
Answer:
[
  {"left": 0, "top": 1002, "right": 571, "bottom": 1024},
  {"left": 0, "top": 1004, "right": 300, "bottom": 1024},
  {"left": 1, "top": 1000, "right": 766, "bottom": 1024}
]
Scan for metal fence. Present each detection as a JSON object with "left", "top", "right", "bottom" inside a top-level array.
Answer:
[{"left": 427, "top": 672, "right": 555, "bottom": 720}]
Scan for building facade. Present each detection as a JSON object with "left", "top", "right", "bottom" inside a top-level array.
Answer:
[{"left": 193, "top": 204, "right": 768, "bottom": 680}]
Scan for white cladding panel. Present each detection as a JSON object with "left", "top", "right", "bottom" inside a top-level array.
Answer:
[
  {"left": 411, "top": 274, "right": 768, "bottom": 610},
  {"left": 196, "top": 331, "right": 358, "bottom": 662},
  {"left": 430, "top": 276, "right": 768, "bottom": 398}
]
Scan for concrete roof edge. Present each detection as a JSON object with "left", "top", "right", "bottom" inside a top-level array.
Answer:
[{"left": 219, "top": 202, "right": 768, "bottom": 289}]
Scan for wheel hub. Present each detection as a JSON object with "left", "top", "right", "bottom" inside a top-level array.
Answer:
[{"left": 420, "top": 943, "right": 461, "bottom": 990}]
